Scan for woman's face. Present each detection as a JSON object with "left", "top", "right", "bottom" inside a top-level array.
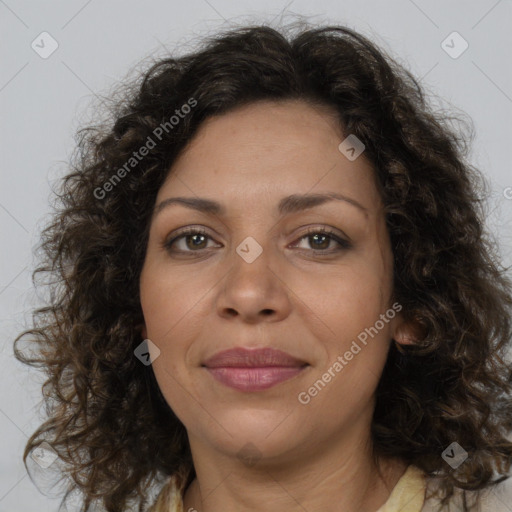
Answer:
[{"left": 140, "top": 99, "right": 409, "bottom": 465}]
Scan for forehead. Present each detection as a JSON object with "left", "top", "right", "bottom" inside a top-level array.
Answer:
[{"left": 156, "top": 99, "right": 380, "bottom": 212}]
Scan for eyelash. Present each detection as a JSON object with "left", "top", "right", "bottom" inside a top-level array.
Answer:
[{"left": 163, "top": 226, "right": 352, "bottom": 256}]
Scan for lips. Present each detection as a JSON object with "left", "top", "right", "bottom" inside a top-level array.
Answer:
[
  {"left": 203, "top": 347, "right": 308, "bottom": 392},
  {"left": 204, "top": 347, "right": 307, "bottom": 368}
]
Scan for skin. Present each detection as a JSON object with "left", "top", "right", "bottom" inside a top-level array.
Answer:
[{"left": 139, "top": 99, "right": 417, "bottom": 512}]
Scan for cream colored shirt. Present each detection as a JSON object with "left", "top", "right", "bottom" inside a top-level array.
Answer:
[{"left": 376, "top": 464, "right": 426, "bottom": 512}]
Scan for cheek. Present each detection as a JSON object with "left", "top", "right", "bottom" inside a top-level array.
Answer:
[
  {"left": 139, "top": 270, "right": 199, "bottom": 414},
  {"left": 304, "top": 247, "right": 393, "bottom": 385},
  {"left": 139, "top": 265, "right": 211, "bottom": 394},
  {"left": 308, "top": 256, "right": 391, "bottom": 336},
  {"left": 140, "top": 265, "right": 205, "bottom": 342}
]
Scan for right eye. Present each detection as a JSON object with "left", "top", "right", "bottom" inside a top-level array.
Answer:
[{"left": 163, "top": 227, "right": 222, "bottom": 254}]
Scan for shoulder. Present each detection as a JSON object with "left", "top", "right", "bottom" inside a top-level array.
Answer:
[
  {"left": 422, "top": 472, "right": 512, "bottom": 511},
  {"left": 150, "top": 474, "right": 184, "bottom": 512}
]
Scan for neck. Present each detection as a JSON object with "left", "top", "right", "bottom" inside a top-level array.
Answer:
[{"left": 182, "top": 414, "right": 407, "bottom": 512}]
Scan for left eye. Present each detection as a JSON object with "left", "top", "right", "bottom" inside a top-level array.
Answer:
[
  {"left": 292, "top": 229, "right": 351, "bottom": 252},
  {"left": 163, "top": 228, "right": 351, "bottom": 254}
]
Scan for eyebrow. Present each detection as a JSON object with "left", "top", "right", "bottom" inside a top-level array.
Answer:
[{"left": 153, "top": 192, "right": 368, "bottom": 219}]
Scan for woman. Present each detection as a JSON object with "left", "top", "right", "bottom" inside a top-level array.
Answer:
[{"left": 15, "top": 22, "right": 512, "bottom": 511}]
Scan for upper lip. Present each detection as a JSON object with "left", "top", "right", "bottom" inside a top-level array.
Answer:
[{"left": 203, "top": 347, "right": 308, "bottom": 368}]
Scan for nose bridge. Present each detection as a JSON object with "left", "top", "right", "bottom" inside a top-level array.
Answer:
[
  {"left": 216, "top": 231, "right": 290, "bottom": 321},
  {"left": 225, "top": 204, "right": 276, "bottom": 269},
  {"left": 229, "top": 232, "right": 275, "bottom": 292}
]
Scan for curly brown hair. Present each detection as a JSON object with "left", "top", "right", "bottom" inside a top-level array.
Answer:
[{"left": 14, "top": 21, "right": 512, "bottom": 512}]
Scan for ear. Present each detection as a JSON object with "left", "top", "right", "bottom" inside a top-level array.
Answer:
[
  {"left": 392, "top": 315, "right": 425, "bottom": 347},
  {"left": 135, "top": 322, "right": 147, "bottom": 340}
]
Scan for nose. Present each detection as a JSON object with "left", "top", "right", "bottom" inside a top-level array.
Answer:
[{"left": 215, "top": 241, "right": 292, "bottom": 324}]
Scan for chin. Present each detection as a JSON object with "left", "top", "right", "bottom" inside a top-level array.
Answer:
[
  {"left": 218, "top": 433, "right": 298, "bottom": 468},
  {"left": 204, "top": 410, "right": 299, "bottom": 459}
]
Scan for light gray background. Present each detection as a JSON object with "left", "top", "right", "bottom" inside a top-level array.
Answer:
[{"left": 1, "top": 1, "right": 511, "bottom": 510}]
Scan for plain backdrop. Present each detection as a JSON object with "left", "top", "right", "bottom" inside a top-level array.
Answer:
[{"left": 1, "top": 1, "right": 511, "bottom": 510}]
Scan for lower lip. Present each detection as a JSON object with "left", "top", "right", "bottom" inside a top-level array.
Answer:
[{"left": 206, "top": 366, "right": 306, "bottom": 391}]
